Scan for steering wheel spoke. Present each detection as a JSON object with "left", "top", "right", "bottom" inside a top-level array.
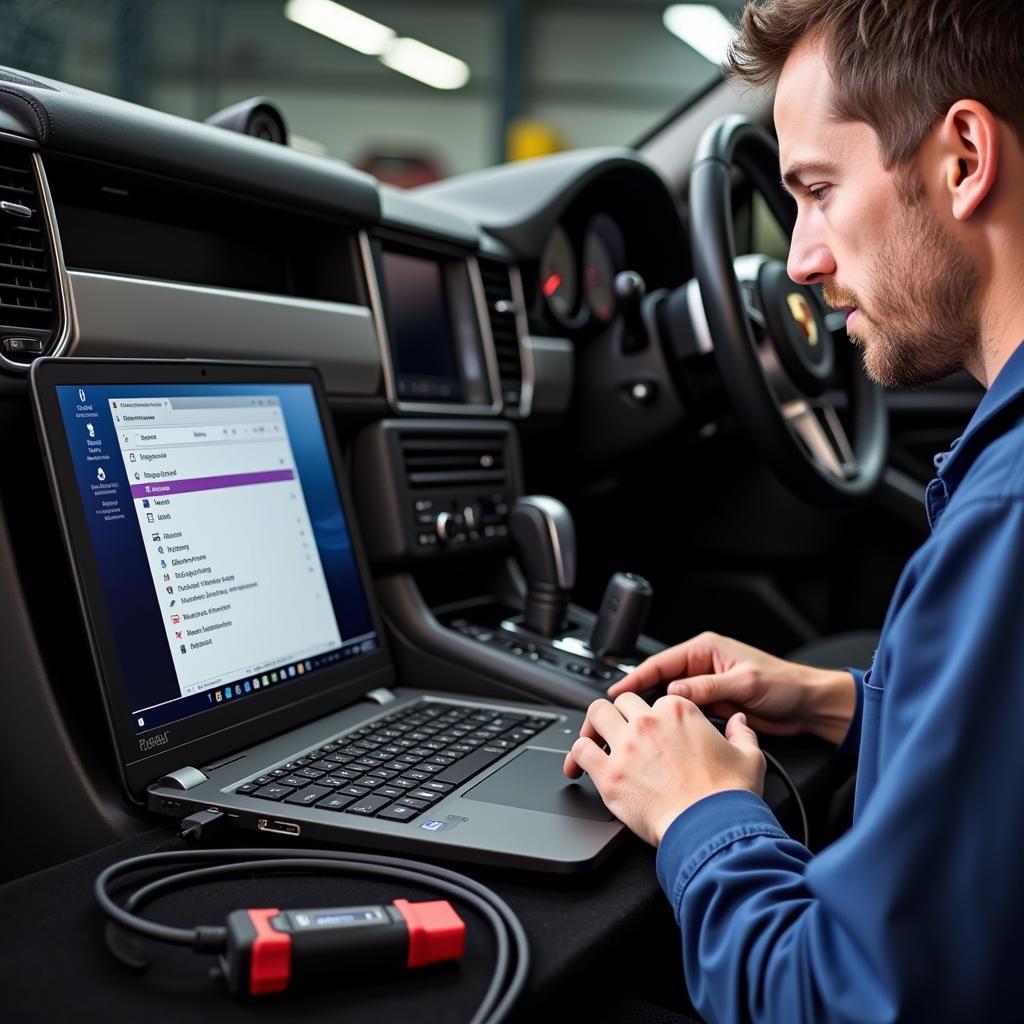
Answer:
[
  {"left": 784, "top": 399, "right": 856, "bottom": 480},
  {"left": 688, "top": 114, "right": 887, "bottom": 502}
]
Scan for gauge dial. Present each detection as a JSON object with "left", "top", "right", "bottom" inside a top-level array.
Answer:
[
  {"left": 582, "top": 214, "right": 624, "bottom": 322},
  {"left": 539, "top": 226, "right": 578, "bottom": 323}
]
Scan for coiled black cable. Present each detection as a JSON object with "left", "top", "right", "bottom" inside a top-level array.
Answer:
[{"left": 95, "top": 846, "right": 529, "bottom": 1024}]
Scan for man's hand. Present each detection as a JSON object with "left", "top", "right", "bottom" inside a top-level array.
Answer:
[
  {"left": 607, "top": 632, "right": 857, "bottom": 746},
  {"left": 563, "top": 693, "right": 766, "bottom": 846}
]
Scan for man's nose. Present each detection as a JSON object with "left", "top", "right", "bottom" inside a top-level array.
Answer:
[{"left": 787, "top": 224, "right": 836, "bottom": 285}]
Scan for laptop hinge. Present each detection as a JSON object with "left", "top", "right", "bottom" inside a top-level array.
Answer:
[
  {"left": 159, "top": 766, "right": 209, "bottom": 790},
  {"left": 364, "top": 688, "right": 396, "bottom": 705}
]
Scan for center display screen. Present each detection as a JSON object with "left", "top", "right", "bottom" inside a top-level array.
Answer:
[{"left": 380, "top": 250, "right": 463, "bottom": 402}]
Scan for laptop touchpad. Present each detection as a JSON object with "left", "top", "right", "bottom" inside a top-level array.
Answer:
[{"left": 463, "top": 749, "right": 615, "bottom": 821}]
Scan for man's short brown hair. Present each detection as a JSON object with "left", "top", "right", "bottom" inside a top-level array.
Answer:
[{"left": 727, "top": 0, "right": 1024, "bottom": 166}]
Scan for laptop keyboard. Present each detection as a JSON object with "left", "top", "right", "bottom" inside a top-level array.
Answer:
[{"left": 236, "top": 700, "right": 553, "bottom": 824}]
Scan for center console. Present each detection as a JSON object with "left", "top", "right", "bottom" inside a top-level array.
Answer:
[{"left": 353, "top": 420, "right": 665, "bottom": 709}]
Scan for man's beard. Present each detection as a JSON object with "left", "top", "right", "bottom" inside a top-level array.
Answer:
[{"left": 823, "top": 194, "right": 981, "bottom": 390}]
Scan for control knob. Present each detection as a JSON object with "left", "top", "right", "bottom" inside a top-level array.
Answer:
[{"left": 435, "top": 511, "right": 461, "bottom": 544}]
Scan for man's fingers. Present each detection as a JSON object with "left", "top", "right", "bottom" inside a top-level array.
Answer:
[
  {"left": 667, "top": 668, "right": 750, "bottom": 707},
  {"left": 586, "top": 698, "right": 630, "bottom": 746},
  {"left": 724, "top": 711, "right": 760, "bottom": 754},
  {"left": 611, "top": 691, "right": 650, "bottom": 720},
  {"left": 607, "top": 635, "right": 721, "bottom": 696},
  {"left": 564, "top": 736, "right": 608, "bottom": 782}
]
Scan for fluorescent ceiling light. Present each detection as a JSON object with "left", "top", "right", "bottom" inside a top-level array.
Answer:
[
  {"left": 380, "top": 37, "right": 471, "bottom": 91},
  {"left": 663, "top": 4, "right": 738, "bottom": 65},
  {"left": 284, "top": 0, "right": 394, "bottom": 56}
]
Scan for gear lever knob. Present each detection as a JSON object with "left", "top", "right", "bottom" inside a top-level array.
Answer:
[
  {"left": 509, "top": 495, "right": 576, "bottom": 638},
  {"left": 590, "top": 572, "right": 653, "bottom": 658}
]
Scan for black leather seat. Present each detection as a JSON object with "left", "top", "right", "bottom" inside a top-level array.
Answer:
[{"left": 787, "top": 630, "right": 880, "bottom": 673}]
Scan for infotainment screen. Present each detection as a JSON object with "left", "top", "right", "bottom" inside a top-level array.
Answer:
[
  {"left": 50, "top": 380, "right": 380, "bottom": 736},
  {"left": 380, "top": 250, "right": 463, "bottom": 402}
]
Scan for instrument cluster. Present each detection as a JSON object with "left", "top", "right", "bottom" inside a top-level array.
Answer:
[{"left": 538, "top": 213, "right": 627, "bottom": 333}]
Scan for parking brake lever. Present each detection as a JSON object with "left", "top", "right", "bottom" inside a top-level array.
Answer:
[{"left": 509, "top": 495, "right": 576, "bottom": 638}]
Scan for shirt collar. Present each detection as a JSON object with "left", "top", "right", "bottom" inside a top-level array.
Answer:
[{"left": 935, "top": 339, "right": 1024, "bottom": 489}]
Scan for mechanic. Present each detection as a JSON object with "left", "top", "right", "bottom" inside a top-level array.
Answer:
[{"left": 563, "top": 1, "right": 1024, "bottom": 1020}]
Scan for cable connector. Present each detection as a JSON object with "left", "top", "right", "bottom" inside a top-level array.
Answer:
[{"left": 179, "top": 808, "right": 227, "bottom": 842}]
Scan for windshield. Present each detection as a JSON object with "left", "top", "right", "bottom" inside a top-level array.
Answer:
[{"left": 0, "top": 0, "right": 726, "bottom": 184}]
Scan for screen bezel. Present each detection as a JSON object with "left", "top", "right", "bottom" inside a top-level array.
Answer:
[
  {"left": 30, "top": 357, "right": 393, "bottom": 803},
  {"left": 365, "top": 234, "right": 502, "bottom": 416}
]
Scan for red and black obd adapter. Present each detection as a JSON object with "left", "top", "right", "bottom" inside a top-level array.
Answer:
[
  {"left": 95, "top": 845, "right": 528, "bottom": 1024},
  {"left": 221, "top": 900, "right": 466, "bottom": 997}
]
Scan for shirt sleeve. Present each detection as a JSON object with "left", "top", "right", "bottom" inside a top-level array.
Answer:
[
  {"left": 654, "top": 498, "right": 1024, "bottom": 1023},
  {"left": 836, "top": 667, "right": 865, "bottom": 758}
]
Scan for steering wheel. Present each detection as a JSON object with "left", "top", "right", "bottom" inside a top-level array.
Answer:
[{"left": 687, "top": 114, "right": 887, "bottom": 504}]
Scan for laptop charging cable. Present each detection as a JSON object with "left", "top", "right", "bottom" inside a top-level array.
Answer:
[{"left": 95, "top": 846, "right": 529, "bottom": 1023}]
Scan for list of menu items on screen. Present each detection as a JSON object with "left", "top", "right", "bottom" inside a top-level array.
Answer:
[{"left": 109, "top": 395, "right": 342, "bottom": 700}]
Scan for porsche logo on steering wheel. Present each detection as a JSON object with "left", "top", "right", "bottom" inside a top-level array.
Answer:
[{"left": 786, "top": 293, "right": 818, "bottom": 346}]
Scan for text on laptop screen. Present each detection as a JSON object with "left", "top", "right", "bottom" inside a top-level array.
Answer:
[{"left": 56, "top": 382, "right": 378, "bottom": 734}]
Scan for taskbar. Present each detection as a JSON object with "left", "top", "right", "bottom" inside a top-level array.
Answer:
[{"left": 131, "top": 634, "right": 380, "bottom": 733}]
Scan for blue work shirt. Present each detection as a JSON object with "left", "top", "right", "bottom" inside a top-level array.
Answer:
[{"left": 656, "top": 340, "right": 1024, "bottom": 1023}]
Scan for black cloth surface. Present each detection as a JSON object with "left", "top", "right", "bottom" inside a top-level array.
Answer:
[{"left": 0, "top": 825, "right": 692, "bottom": 1023}]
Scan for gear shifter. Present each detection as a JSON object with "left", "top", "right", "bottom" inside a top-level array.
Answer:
[
  {"left": 590, "top": 572, "right": 653, "bottom": 658},
  {"left": 509, "top": 495, "right": 576, "bottom": 638}
]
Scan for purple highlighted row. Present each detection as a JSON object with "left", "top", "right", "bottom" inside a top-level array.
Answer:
[{"left": 130, "top": 468, "right": 295, "bottom": 499}]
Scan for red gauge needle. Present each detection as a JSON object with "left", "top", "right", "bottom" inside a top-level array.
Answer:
[{"left": 542, "top": 273, "right": 562, "bottom": 297}]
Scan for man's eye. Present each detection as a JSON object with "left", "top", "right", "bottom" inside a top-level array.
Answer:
[{"left": 809, "top": 185, "right": 831, "bottom": 203}]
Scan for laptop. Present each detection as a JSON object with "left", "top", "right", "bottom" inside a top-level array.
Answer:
[{"left": 31, "top": 358, "right": 624, "bottom": 873}]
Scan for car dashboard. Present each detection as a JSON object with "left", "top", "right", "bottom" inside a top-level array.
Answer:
[{"left": 0, "top": 64, "right": 701, "bottom": 881}]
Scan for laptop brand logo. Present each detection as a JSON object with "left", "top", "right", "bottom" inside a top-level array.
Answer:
[{"left": 138, "top": 731, "right": 170, "bottom": 753}]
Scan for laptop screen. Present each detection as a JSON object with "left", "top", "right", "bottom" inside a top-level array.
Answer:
[{"left": 52, "top": 379, "right": 379, "bottom": 738}]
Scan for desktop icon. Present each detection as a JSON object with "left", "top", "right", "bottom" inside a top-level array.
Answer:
[
  {"left": 137, "top": 716, "right": 144, "bottom": 727},
  {"left": 86, "top": 423, "right": 95, "bottom": 439},
  {"left": 79, "top": 389, "right": 87, "bottom": 403},
  {"left": 96, "top": 467, "right": 106, "bottom": 482}
]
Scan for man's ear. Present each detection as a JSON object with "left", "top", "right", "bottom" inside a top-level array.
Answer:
[{"left": 939, "top": 100, "right": 999, "bottom": 221}]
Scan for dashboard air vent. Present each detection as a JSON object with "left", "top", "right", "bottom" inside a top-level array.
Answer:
[
  {"left": 478, "top": 258, "right": 523, "bottom": 411},
  {"left": 400, "top": 432, "right": 507, "bottom": 490},
  {"left": 0, "top": 144, "right": 65, "bottom": 368}
]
